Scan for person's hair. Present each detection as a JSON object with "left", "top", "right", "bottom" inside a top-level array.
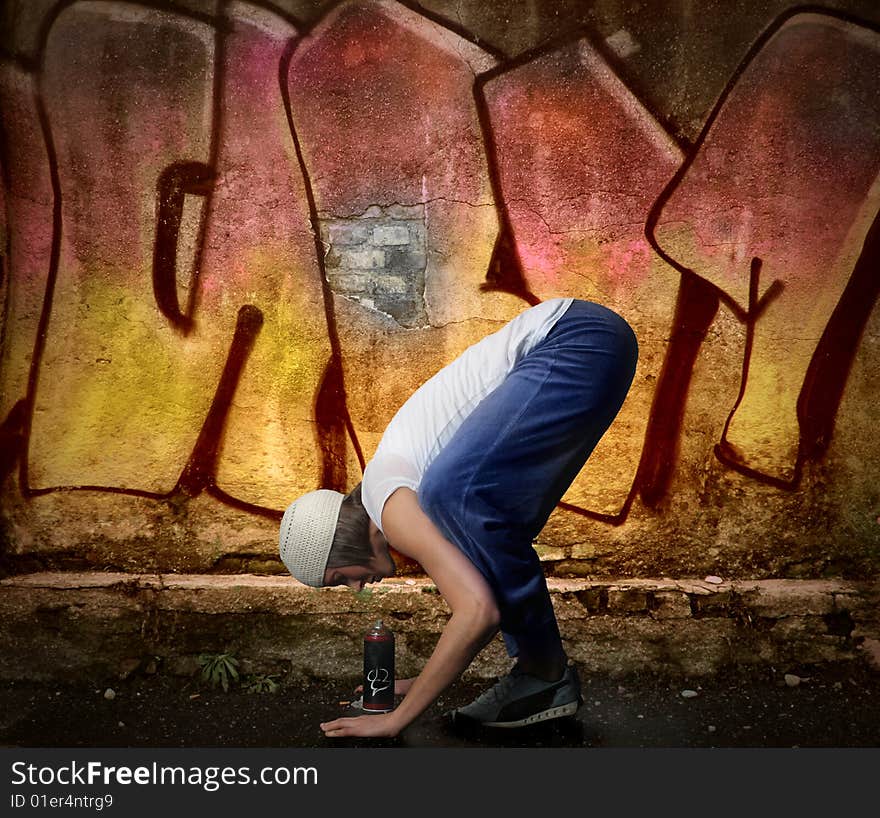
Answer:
[{"left": 326, "top": 483, "right": 373, "bottom": 569}]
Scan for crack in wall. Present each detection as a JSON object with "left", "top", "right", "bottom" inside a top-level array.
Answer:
[{"left": 316, "top": 195, "right": 495, "bottom": 221}]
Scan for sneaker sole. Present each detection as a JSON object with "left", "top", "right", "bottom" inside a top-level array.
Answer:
[{"left": 476, "top": 699, "right": 580, "bottom": 729}]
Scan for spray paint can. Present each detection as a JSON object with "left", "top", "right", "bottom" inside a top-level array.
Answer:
[{"left": 362, "top": 619, "right": 395, "bottom": 713}]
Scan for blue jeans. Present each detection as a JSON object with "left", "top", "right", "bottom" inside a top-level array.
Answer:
[{"left": 418, "top": 299, "right": 638, "bottom": 664}]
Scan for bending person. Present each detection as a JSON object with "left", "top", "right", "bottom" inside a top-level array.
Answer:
[{"left": 279, "top": 297, "right": 638, "bottom": 738}]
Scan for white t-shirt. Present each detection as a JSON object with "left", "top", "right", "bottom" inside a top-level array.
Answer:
[{"left": 361, "top": 297, "right": 574, "bottom": 533}]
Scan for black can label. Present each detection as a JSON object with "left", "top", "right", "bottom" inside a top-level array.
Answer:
[{"left": 363, "top": 639, "right": 395, "bottom": 712}]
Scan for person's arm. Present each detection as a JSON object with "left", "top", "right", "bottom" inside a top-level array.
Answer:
[{"left": 320, "top": 487, "right": 499, "bottom": 738}]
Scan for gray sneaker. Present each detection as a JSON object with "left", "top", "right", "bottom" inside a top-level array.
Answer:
[{"left": 450, "top": 664, "right": 582, "bottom": 728}]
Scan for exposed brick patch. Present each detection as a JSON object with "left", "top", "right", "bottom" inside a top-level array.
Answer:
[{"left": 320, "top": 205, "right": 427, "bottom": 327}]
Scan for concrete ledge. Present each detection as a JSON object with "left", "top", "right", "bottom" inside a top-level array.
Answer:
[{"left": 1, "top": 573, "right": 877, "bottom": 683}]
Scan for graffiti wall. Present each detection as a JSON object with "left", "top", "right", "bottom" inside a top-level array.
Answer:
[{"left": 0, "top": 0, "right": 878, "bottom": 580}]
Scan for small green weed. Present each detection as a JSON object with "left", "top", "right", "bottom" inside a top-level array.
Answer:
[
  {"left": 244, "top": 673, "right": 280, "bottom": 694},
  {"left": 198, "top": 653, "right": 240, "bottom": 692}
]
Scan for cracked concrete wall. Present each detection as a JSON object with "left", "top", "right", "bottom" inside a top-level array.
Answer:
[
  {"left": 1, "top": 1, "right": 879, "bottom": 585},
  {"left": 1, "top": 573, "right": 876, "bottom": 681}
]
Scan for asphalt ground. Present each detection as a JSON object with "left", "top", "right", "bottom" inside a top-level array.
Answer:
[{"left": 1, "top": 657, "right": 878, "bottom": 749}]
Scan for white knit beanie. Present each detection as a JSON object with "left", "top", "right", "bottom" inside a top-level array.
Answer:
[{"left": 278, "top": 489, "right": 344, "bottom": 587}]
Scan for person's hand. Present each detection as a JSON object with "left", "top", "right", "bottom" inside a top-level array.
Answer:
[
  {"left": 354, "top": 677, "right": 415, "bottom": 697},
  {"left": 321, "top": 712, "right": 401, "bottom": 739}
]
